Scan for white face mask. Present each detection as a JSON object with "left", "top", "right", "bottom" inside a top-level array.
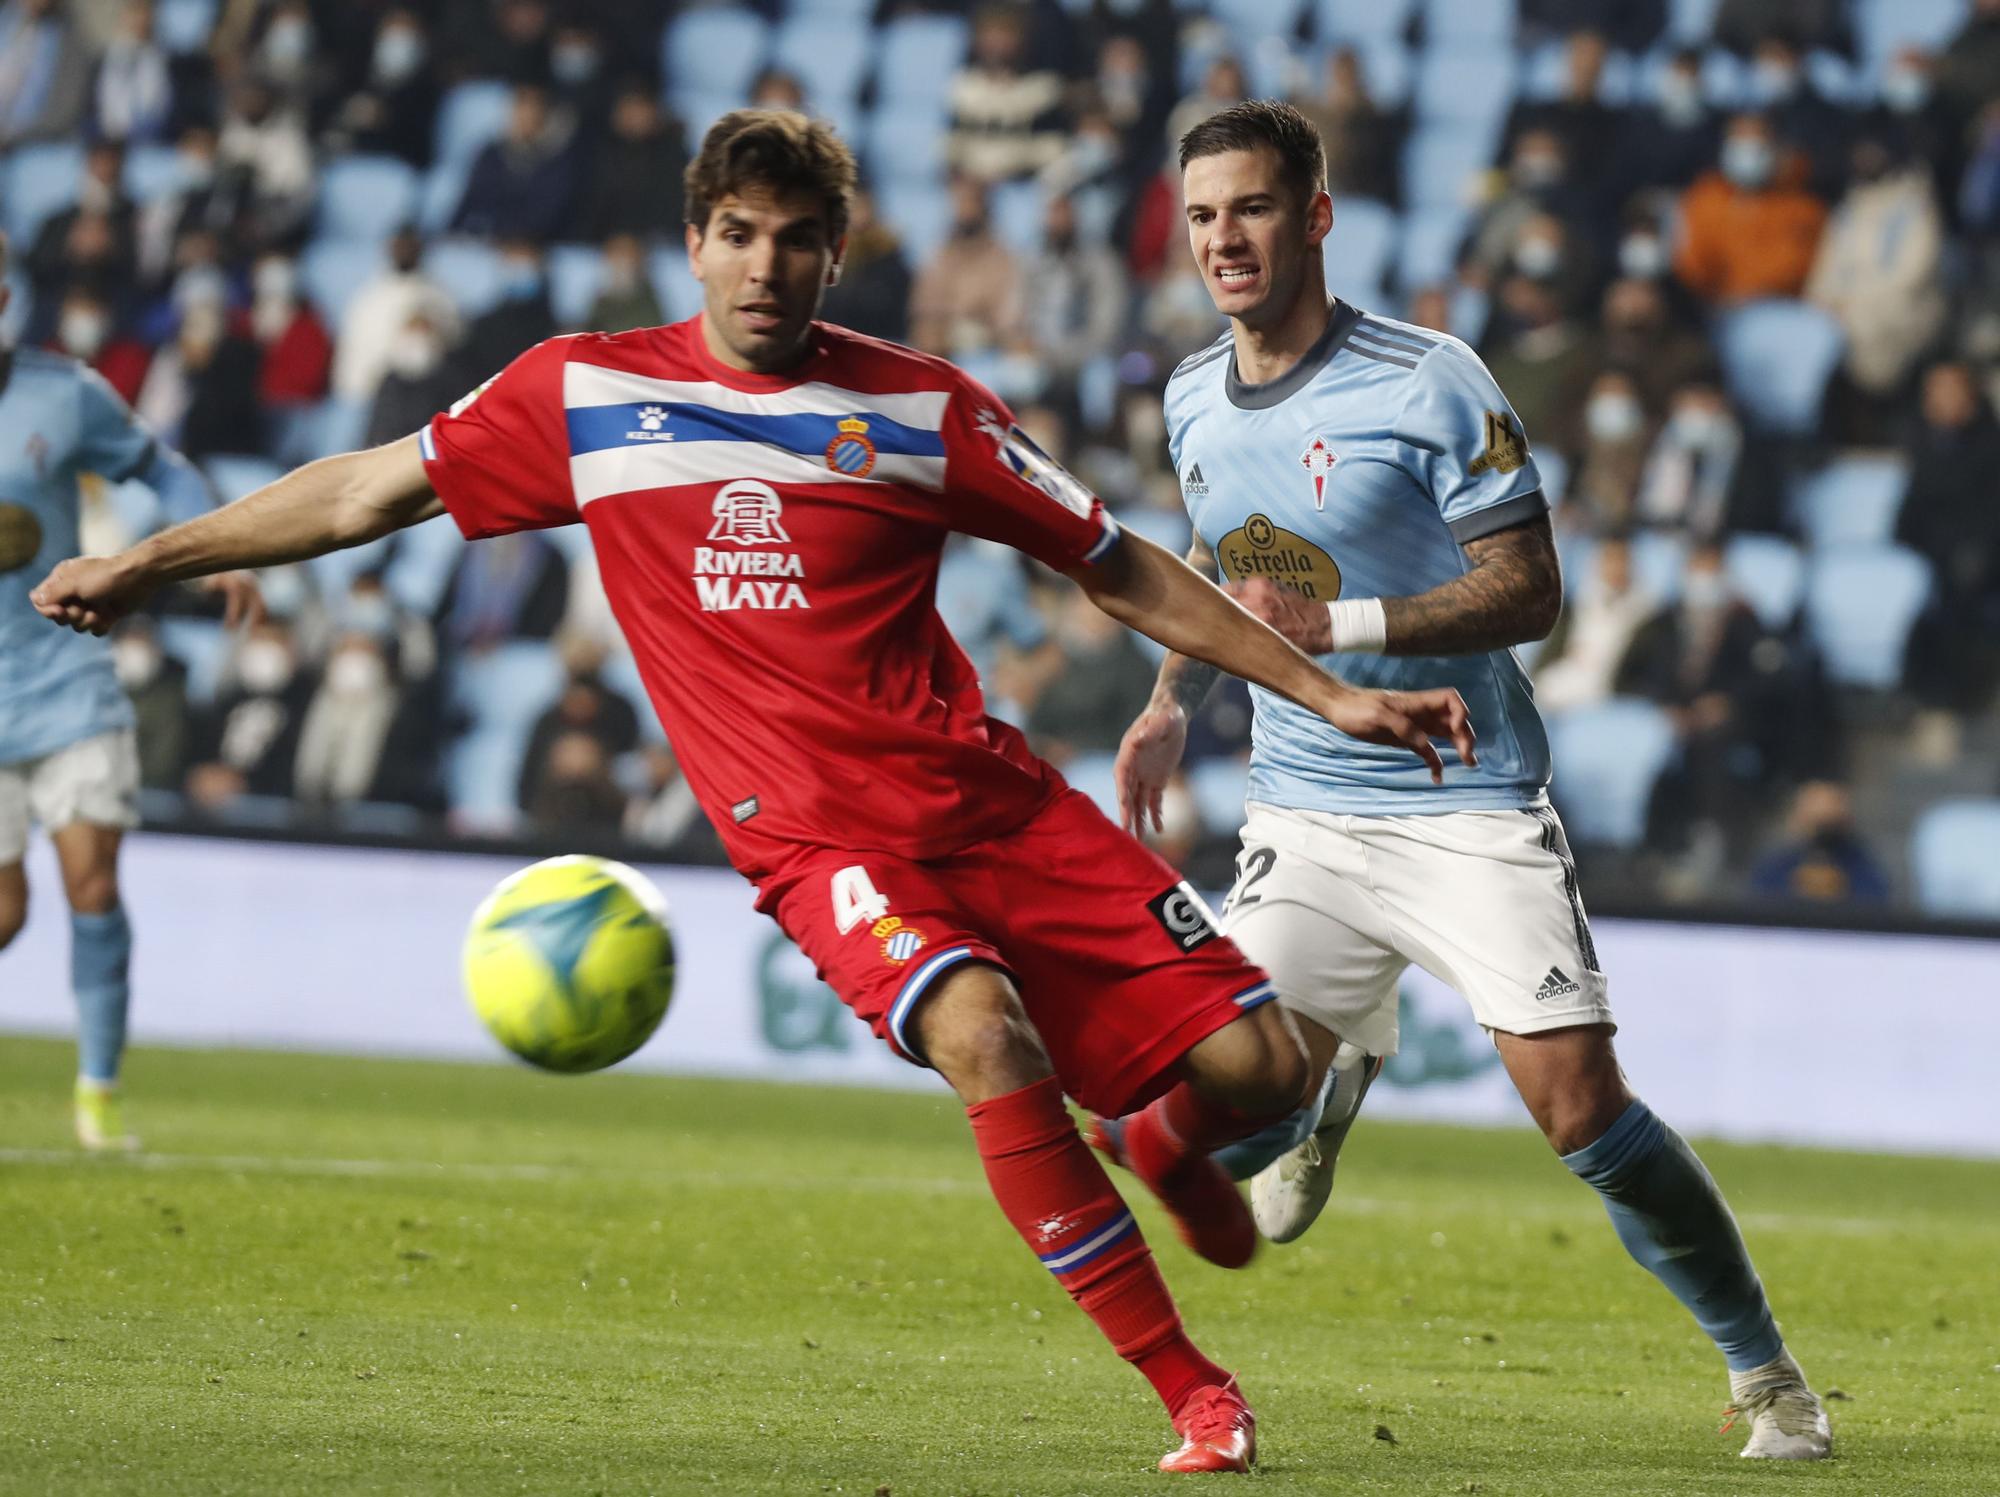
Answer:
[
  {"left": 343, "top": 594, "right": 395, "bottom": 637},
  {"left": 326, "top": 649, "right": 388, "bottom": 695},
  {"left": 551, "top": 43, "right": 600, "bottom": 86},
  {"left": 253, "top": 258, "right": 295, "bottom": 304},
  {"left": 1722, "top": 136, "right": 1776, "bottom": 189},
  {"left": 373, "top": 27, "right": 425, "bottom": 84},
  {"left": 1586, "top": 391, "right": 1645, "bottom": 443},
  {"left": 1619, "top": 233, "right": 1667, "bottom": 279},
  {"left": 1514, "top": 235, "right": 1561, "bottom": 278},
  {"left": 1883, "top": 68, "right": 1931, "bottom": 114},
  {"left": 1751, "top": 60, "right": 1800, "bottom": 104},
  {"left": 1671, "top": 406, "right": 1732, "bottom": 447},
  {"left": 1658, "top": 73, "right": 1702, "bottom": 126},
  {"left": 112, "top": 638, "right": 162, "bottom": 689},
  {"left": 238, "top": 639, "right": 293, "bottom": 694},
  {"left": 263, "top": 16, "right": 311, "bottom": 68},
  {"left": 60, "top": 307, "right": 109, "bottom": 359}
]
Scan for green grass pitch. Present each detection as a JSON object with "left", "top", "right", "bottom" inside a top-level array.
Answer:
[{"left": 2, "top": 1037, "right": 1996, "bottom": 1496}]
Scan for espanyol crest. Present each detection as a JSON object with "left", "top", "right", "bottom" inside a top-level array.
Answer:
[{"left": 825, "top": 416, "right": 878, "bottom": 477}]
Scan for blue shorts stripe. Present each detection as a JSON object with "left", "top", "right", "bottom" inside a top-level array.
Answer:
[
  {"left": 417, "top": 424, "right": 437, "bottom": 462},
  {"left": 1232, "top": 980, "right": 1277, "bottom": 1009},
  {"left": 885, "top": 944, "right": 979, "bottom": 1062},
  {"left": 1039, "top": 1210, "right": 1137, "bottom": 1273}
]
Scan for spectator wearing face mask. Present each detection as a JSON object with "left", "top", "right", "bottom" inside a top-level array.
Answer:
[
  {"left": 1480, "top": 273, "right": 1597, "bottom": 461},
  {"left": 578, "top": 85, "right": 687, "bottom": 242},
  {"left": 326, "top": 7, "right": 438, "bottom": 168},
  {"left": 291, "top": 633, "right": 407, "bottom": 808},
  {"left": 1534, "top": 536, "right": 1659, "bottom": 715},
  {"left": 1745, "top": 34, "right": 1850, "bottom": 198},
  {"left": 1865, "top": 50, "right": 1959, "bottom": 203},
  {"left": 335, "top": 573, "right": 436, "bottom": 684},
  {"left": 136, "top": 126, "right": 234, "bottom": 288},
  {"left": 1500, "top": 31, "right": 1620, "bottom": 230},
  {"left": 818, "top": 189, "right": 911, "bottom": 345},
  {"left": 363, "top": 309, "right": 457, "bottom": 448},
  {"left": 1467, "top": 129, "right": 1595, "bottom": 290},
  {"left": 910, "top": 175, "right": 1022, "bottom": 358},
  {"left": 452, "top": 83, "right": 579, "bottom": 244},
  {"left": 454, "top": 239, "right": 555, "bottom": 388},
  {"left": 1618, "top": 49, "right": 1720, "bottom": 192},
  {"left": 1806, "top": 135, "right": 1946, "bottom": 440},
  {"left": 548, "top": 21, "right": 608, "bottom": 136},
  {"left": 1749, "top": 781, "right": 1890, "bottom": 905},
  {"left": 26, "top": 141, "right": 137, "bottom": 311},
  {"left": 1635, "top": 379, "right": 1744, "bottom": 536},
  {"left": 109, "top": 618, "right": 191, "bottom": 792},
  {"left": 1675, "top": 113, "right": 1827, "bottom": 305},
  {"left": 578, "top": 233, "right": 663, "bottom": 335},
  {"left": 1596, "top": 276, "right": 1711, "bottom": 412},
  {"left": 185, "top": 620, "right": 314, "bottom": 811},
  {"left": 334, "top": 228, "right": 458, "bottom": 405},
  {"left": 136, "top": 292, "right": 264, "bottom": 461},
  {"left": 517, "top": 636, "right": 640, "bottom": 815},
  {"left": 49, "top": 287, "right": 152, "bottom": 404},
  {"left": 215, "top": 76, "right": 316, "bottom": 253},
  {"left": 1569, "top": 371, "right": 1655, "bottom": 532},
  {"left": 249, "top": 253, "right": 331, "bottom": 414},
  {"left": 91, "top": 0, "right": 172, "bottom": 144}
]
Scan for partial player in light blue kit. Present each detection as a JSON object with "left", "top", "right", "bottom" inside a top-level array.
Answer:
[
  {"left": 0, "top": 235, "right": 257, "bottom": 1149},
  {"left": 1098, "top": 104, "right": 1831, "bottom": 1460}
]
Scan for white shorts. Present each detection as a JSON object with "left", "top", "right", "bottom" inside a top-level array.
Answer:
[
  {"left": 0, "top": 729, "right": 141, "bottom": 863},
  {"left": 1221, "top": 800, "right": 1614, "bottom": 1057}
]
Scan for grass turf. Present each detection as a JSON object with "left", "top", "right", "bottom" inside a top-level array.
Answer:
[{"left": 1, "top": 1037, "right": 1995, "bottom": 1496}]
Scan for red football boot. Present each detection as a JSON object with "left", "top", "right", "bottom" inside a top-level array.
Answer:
[
  {"left": 1160, "top": 1379, "right": 1257, "bottom": 1473},
  {"left": 1121, "top": 1111, "right": 1256, "bottom": 1270},
  {"left": 1085, "top": 1113, "right": 1130, "bottom": 1172}
]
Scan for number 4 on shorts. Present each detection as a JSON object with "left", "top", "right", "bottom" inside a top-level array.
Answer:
[{"left": 831, "top": 865, "right": 890, "bottom": 933}]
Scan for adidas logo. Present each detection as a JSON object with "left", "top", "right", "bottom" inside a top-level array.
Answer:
[
  {"left": 1535, "top": 965, "right": 1583, "bottom": 1001},
  {"left": 1184, "top": 462, "right": 1208, "bottom": 497}
]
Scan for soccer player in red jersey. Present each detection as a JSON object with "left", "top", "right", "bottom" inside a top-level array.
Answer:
[{"left": 35, "top": 112, "right": 1475, "bottom": 1474}]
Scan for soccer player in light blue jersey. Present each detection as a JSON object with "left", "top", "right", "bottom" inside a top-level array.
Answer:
[
  {"left": 1101, "top": 103, "right": 1830, "bottom": 1460},
  {"left": 0, "top": 234, "right": 258, "bottom": 1149}
]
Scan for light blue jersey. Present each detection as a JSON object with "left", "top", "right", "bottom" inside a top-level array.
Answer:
[
  {"left": 1165, "top": 301, "right": 1551, "bottom": 815},
  {"left": 0, "top": 349, "right": 215, "bottom": 765}
]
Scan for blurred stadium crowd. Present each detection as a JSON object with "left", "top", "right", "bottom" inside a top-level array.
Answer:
[{"left": 5, "top": 0, "right": 2000, "bottom": 918}]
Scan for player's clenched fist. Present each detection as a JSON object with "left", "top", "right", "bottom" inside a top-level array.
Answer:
[
  {"left": 1327, "top": 688, "right": 1478, "bottom": 786},
  {"left": 31, "top": 555, "right": 149, "bottom": 636}
]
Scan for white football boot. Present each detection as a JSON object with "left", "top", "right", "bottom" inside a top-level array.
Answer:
[
  {"left": 1725, "top": 1350, "right": 1832, "bottom": 1460},
  {"left": 1250, "top": 1048, "right": 1383, "bottom": 1243}
]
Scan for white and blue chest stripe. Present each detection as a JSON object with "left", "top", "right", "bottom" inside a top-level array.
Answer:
[{"left": 559, "top": 364, "right": 951, "bottom": 506}]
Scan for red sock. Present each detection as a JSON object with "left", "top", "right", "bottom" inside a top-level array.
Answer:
[
  {"left": 967, "top": 1076, "right": 1231, "bottom": 1419},
  {"left": 1123, "top": 1081, "right": 1287, "bottom": 1179}
]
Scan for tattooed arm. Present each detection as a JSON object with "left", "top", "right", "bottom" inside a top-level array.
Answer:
[
  {"left": 1151, "top": 532, "right": 1225, "bottom": 713},
  {"left": 1231, "top": 511, "right": 1562, "bottom": 658}
]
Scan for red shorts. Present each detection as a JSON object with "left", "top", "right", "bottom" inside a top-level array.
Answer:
[{"left": 763, "top": 788, "right": 1276, "bottom": 1116}]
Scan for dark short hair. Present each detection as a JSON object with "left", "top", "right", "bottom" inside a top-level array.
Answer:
[
  {"left": 684, "top": 109, "right": 857, "bottom": 242},
  {"left": 1178, "top": 100, "right": 1327, "bottom": 208}
]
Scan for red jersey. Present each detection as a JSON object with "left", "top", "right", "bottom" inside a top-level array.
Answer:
[{"left": 419, "top": 317, "right": 1123, "bottom": 881}]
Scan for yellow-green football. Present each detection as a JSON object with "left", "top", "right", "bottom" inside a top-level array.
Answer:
[{"left": 463, "top": 855, "right": 676, "bottom": 1073}]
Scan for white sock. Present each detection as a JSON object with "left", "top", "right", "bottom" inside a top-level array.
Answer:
[{"left": 1730, "top": 1346, "right": 1806, "bottom": 1401}]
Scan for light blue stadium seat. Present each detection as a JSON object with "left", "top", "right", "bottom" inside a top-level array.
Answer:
[
  {"left": 418, "top": 158, "right": 471, "bottom": 234},
  {"left": 202, "top": 455, "right": 285, "bottom": 503},
  {"left": 1063, "top": 752, "right": 1120, "bottom": 823},
  {"left": 1857, "top": 0, "right": 1966, "bottom": 73},
  {"left": 157, "top": 617, "right": 228, "bottom": 705},
  {"left": 444, "top": 723, "right": 529, "bottom": 829},
  {"left": 1805, "top": 49, "right": 1864, "bottom": 107},
  {"left": 154, "top": 0, "right": 217, "bottom": 52},
  {"left": 1413, "top": 50, "right": 1518, "bottom": 128},
  {"left": 1700, "top": 47, "right": 1749, "bottom": 109},
  {"left": 123, "top": 144, "right": 187, "bottom": 204},
  {"left": 1188, "top": 757, "right": 1251, "bottom": 836},
  {"left": 1317, "top": 0, "right": 1418, "bottom": 44},
  {"left": 433, "top": 81, "right": 513, "bottom": 168},
  {"left": 599, "top": 651, "right": 664, "bottom": 745},
  {"left": 1356, "top": 40, "right": 1413, "bottom": 105},
  {"left": 315, "top": 155, "right": 421, "bottom": 241},
  {"left": 2, "top": 141, "right": 84, "bottom": 244},
  {"left": 669, "top": 88, "right": 746, "bottom": 144},
  {"left": 1547, "top": 699, "right": 1677, "bottom": 848},
  {"left": 548, "top": 243, "right": 605, "bottom": 328},
  {"left": 309, "top": 534, "right": 395, "bottom": 599},
  {"left": 1398, "top": 203, "right": 1468, "bottom": 282},
  {"left": 989, "top": 179, "right": 1046, "bottom": 256},
  {"left": 273, "top": 398, "right": 368, "bottom": 466},
  {"left": 299, "top": 238, "right": 385, "bottom": 326},
  {"left": 1724, "top": 533, "right": 1807, "bottom": 631},
  {"left": 646, "top": 248, "right": 704, "bottom": 321},
  {"left": 1402, "top": 123, "right": 1496, "bottom": 214},
  {"left": 876, "top": 14, "right": 970, "bottom": 107},
  {"left": 448, "top": 641, "right": 566, "bottom": 734},
  {"left": 382, "top": 515, "right": 466, "bottom": 617},
  {"left": 0, "top": 264, "right": 29, "bottom": 346},
  {"left": 1805, "top": 545, "right": 1933, "bottom": 688},
  {"left": 1425, "top": 0, "right": 1516, "bottom": 45},
  {"left": 664, "top": 6, "right": 770, "bottom": 97},
  {"left": 1535, "top": 446, "right": 1569, "bottom": 507},
  {"left": 1667, "top": 0, "right": 1723, "bottom": 43},
  {"left": 1631, "top": 529, "right": 1689, "bottom": 604},
  {"left": 1214, "top": 0, "right": 1308, "bottom": 37},
  {"left": 1788, "top": 454, "right": 1910, "bottom": 549},
  {"left": 423, "top": 239, "right": 507, "bottom": 320},
  {"left": 1323, "top": 197, "right": 1398, "bottom": 302},
  {"left": 875, "top": 178, "right": 953, "bottom": 265},
  {"left": 771, "top": 13, "right": 874, "bottom": 108},
  {"left": 864, "top": 103, "right": 950, "bottom": 185},
  {"left": 784, "top": 0, "right": 872, "bottom": 16},
  {"left": 1246, "top": 32, "right": 1313, "bottom": 100},
  {"left": 1715, "top": 300, "right": 1843, "bottom": 436},
  {"left": 1911, "top": 800, "right": 2000, "bottom": 919}
]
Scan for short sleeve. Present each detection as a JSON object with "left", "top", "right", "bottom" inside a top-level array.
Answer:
[
  {"left": 419, "top": 337, "right": 577, "bottom": 540},
  {"left": 75, "top": 364, "right": 158, "bottom": 483},
  {"left": 939, "top": 376, "right": 1120, "bottom": 571},
  {"left": 1393, "top": 342, "right": 1547, "bottom": 544}
]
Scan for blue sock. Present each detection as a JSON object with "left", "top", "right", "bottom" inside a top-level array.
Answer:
[
  {"left": 72, "top": 905, "right": 132, "bottom": 1085},
  {"left": 1563, "top": 1099, "right": 1783, "bottom": 1372},
  {"left": 1212, "top": 1063, "right": 1336, "bottom": 1181}
]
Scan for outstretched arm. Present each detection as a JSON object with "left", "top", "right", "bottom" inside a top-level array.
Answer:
[
  {"left": 35, "top": 436, "right": 440, "bottom": 635},
  {"left": 1231, "top": 512, "right": 1562, "bottom": 657},
  {"left": 1068, "top": 529, "right": 1476, "bottom": 787}
]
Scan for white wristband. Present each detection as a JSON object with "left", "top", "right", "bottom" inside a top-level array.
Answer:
[{"left": 1326, "top": 597, "right": 1388, "bottom": 654}]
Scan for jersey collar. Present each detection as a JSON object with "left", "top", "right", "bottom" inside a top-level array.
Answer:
[{"left": 1224, "top": 299, "right": 1361, "bottom": 411}]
